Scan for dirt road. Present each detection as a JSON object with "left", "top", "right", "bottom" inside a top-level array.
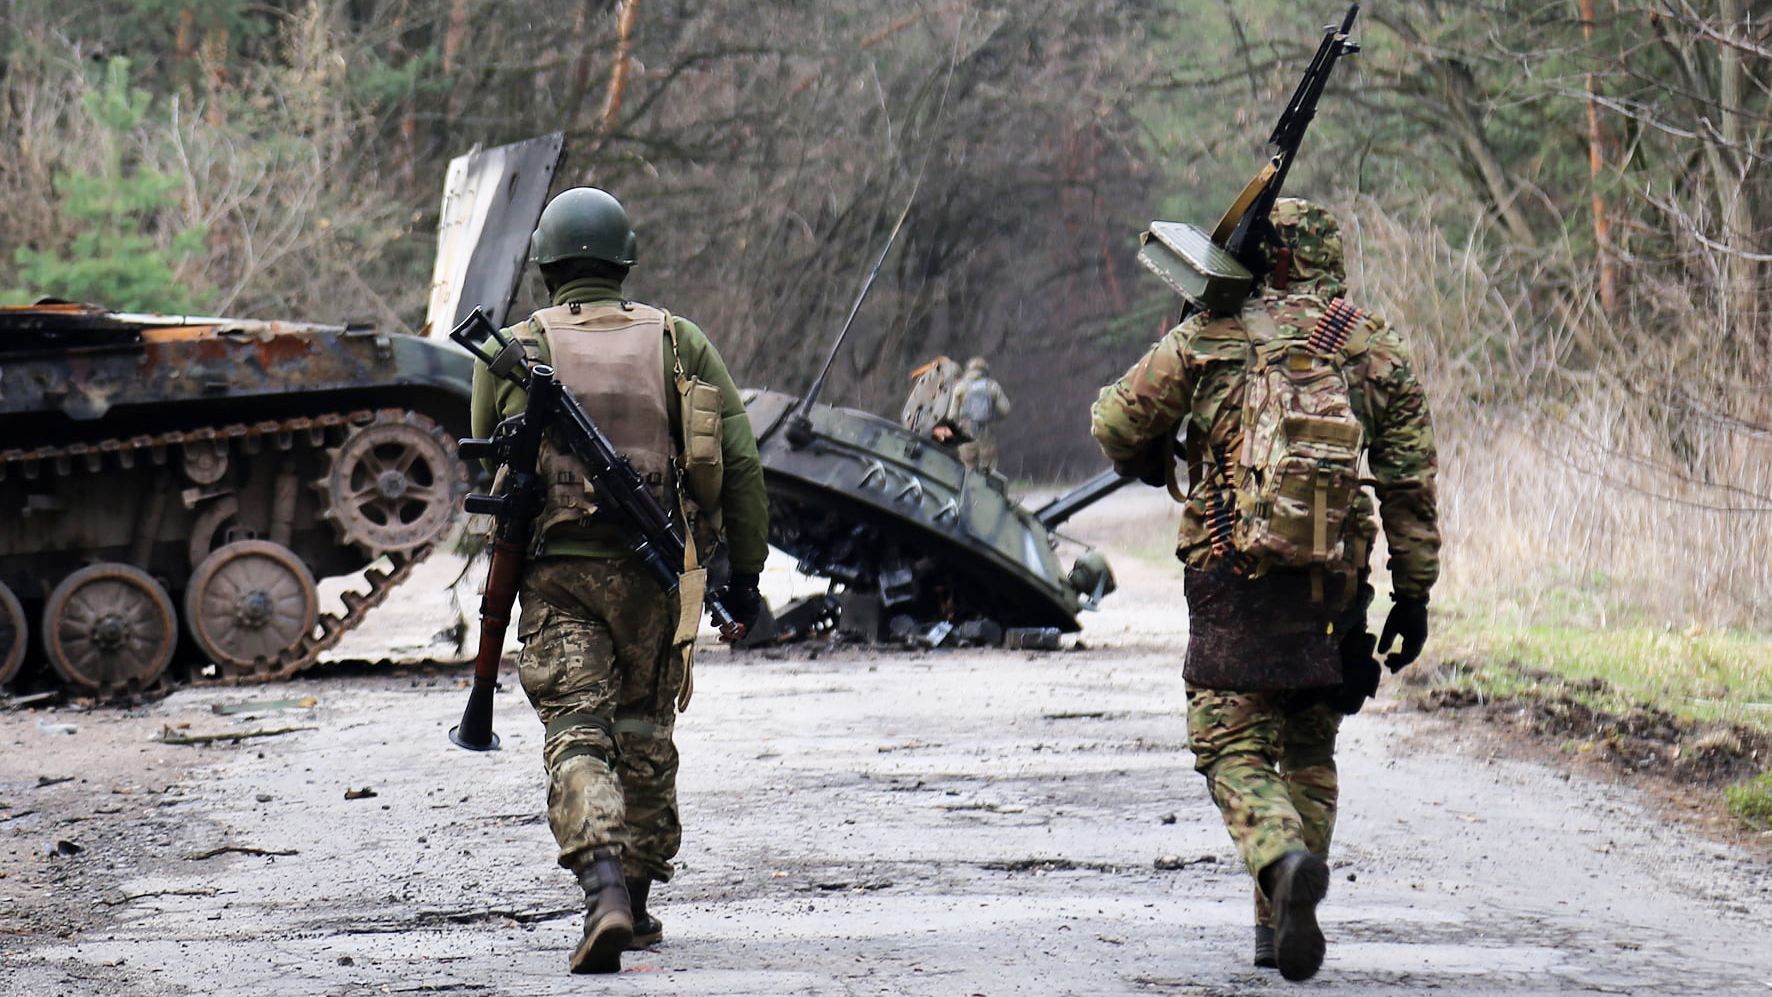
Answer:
[{"left": 3, "top": 495, "right": 1770, "bottom": 995}]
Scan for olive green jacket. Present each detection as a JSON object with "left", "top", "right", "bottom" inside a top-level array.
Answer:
[{"left": 469, "top": 277, "right": 770, "bottom": 574}]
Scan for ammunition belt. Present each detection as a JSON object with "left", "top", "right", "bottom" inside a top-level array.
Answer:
[
  {"left": 1306, "top": 298, "right": 1367, "bottom": 355},
  {"left": 1203, "top": 442, "right": 1251, "bottom": 577}
]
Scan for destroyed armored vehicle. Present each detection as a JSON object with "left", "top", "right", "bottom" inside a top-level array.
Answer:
[
  {"left": 738, "top": 394, "right": 1119, "bottom": 646},
  {"left": 0, "top": 135, "right": 564, "bottom": 696},
  {"left": 733, "top": 191, "right": 1122, "bottom": 647}
]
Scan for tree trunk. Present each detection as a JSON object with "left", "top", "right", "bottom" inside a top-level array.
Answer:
[
  {"left": 442, "top": 0, "right": 468, "bottom": 73},
  {"left": 1711, "top": 0, "right": 1757, "bottom": 347},
  {"left": 600, "top": 0, "right": 641, "bottom": 135},
  {"left": 1578, "top": 0, "right": 1618, "bottom": 317}
]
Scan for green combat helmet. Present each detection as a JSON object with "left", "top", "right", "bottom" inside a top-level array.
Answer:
[
  {"left": 530, "top": 187, "right": 639, "bottom": 267},
  {"left": 1265, "top": 197, "right": 1345, "bottom": 297}
]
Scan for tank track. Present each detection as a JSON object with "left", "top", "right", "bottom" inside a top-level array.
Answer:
[{"left": 0, "top": 409, "right": 444, "bottom": 686}]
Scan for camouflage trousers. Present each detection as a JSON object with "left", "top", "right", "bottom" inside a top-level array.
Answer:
[
  {"left": 516, "top": 556, "right": 688, "bottom": 884},
  {"left": 959, "top": 429, "right": 1000, "bottom": 474},
  {"left": 1187, "top": 686, "right": 1341, "bottom": 928}
]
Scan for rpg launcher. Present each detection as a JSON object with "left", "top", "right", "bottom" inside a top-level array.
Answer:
[
  {"left": 1138, "top": 3, "right": 1362, "bottom": 317},
  {"left": 444, "top": 307, "right": 743, "bottom": 752}
]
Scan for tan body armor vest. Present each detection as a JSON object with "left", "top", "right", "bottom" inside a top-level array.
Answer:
[{"left": 527, "top": 301, "right": 675, "bottom": 536}]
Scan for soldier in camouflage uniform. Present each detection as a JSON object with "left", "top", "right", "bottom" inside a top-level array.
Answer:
[
  {"left": 470, "top": 187, "right": 768, "bottom": 974},
  {"left": 1091, "top": 199, "right": 1438, "bottom": 982},
  {"left": 947, "top": 356, "right": 1013, "bottom": 473}
]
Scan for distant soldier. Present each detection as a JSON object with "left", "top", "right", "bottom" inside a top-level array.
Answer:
[
  {"left": 948, "top": 356, "right": 1012, "bottom": 472},
  {"left": 1090, "top": 199, "right": 1439, "bottom": 981},
  {"left": 900, "top": 355, "right": 964, "bottom": 441},
  {"left": 469, "top": 187, "right": 767, "bottom": 974}
]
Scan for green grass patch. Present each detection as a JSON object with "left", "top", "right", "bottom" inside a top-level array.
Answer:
[
  {"left": 1428, "top": 605, "right": 1772, "bottom": 734},
  {"left": 1726, "top": 773, "right": 1772, "bottom": 830},
  {"left": 1411, "top": 602, "right": 1772, "bottom": 830}
]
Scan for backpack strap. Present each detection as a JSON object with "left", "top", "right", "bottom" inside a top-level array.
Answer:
[{"left": 661, "top": 309, "right": 690, "bottom": 394}]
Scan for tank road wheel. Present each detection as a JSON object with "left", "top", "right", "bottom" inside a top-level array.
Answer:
[
  {"left": 0, "top": 581, "right": 26, "bottom": 686},
  {"left": 42, "top": 564, "right": 177, "bottom": 695},
  {"left": 316, "top": 412, "right": 464, "bottom": 557},
  {"left": 185, "top": 541, "right": 320, "bottom": 679}
]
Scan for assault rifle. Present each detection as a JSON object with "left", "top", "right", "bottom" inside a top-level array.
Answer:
[{"left": 445, "top": 307, "right": 743, "bottom": 752}]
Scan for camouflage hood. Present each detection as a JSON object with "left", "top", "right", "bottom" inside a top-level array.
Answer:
[{"left": 1263, "top": 198, "right": 1346, "bottom": 300}]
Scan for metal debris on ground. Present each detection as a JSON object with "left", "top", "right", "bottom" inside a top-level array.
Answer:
[
  {"left": 156, "top": 725, "right": 316, "bottom": 746},
  {"left": 1006, "top": 627, "right": 1063, "bottom": 651},
  {"left": 211, "top": 697, "right": 318, "bottom": 716},
  {"left": 1153, "top": 854, "right": 1219, "bottom": 871},
  {"left": 186, "top": 845, "right": 299, "bottom": 860}
]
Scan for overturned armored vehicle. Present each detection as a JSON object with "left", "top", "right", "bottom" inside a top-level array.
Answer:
[
  {"left": 743, "top": 389, "right": 1116, "bottom": 645},
  {"left": 0, "top": 135, "right": 564, "bottom": 696}
]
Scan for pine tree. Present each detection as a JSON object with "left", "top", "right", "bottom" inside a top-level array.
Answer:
[{"left": 10, "top": 58, "right": 208, "bottom": 312}]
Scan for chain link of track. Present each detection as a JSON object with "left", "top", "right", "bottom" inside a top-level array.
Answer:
[{"left": 0, "top": 409, "right": 443, "bottom": 686}]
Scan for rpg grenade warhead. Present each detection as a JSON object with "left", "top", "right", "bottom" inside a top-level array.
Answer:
[{"left": 531, "top": 187, "right": 638, "bottom": 267}]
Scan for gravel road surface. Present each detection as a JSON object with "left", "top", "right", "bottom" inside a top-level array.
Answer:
[{"left": 3, "top": 492, "right": 1769, "bottom": 995}]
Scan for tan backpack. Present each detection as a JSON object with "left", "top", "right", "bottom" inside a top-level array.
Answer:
[{"left": 1221, "top": 299, "right": 1372, "bottom": 575}]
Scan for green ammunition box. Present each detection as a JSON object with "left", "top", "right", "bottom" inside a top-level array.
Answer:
[{"left": 1136, "top": 221, "right": 1254, "bottom": 315}]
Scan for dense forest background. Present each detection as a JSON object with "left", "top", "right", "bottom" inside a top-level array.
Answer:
[{"left": 1, "top": 0, "right": 1768, "bottom": 627}]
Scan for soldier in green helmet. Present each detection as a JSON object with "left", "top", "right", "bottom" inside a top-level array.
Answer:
[
  {"left": 470, "top": 186, "right": 769, "bottom": 974},
  {"left": 947, "top": 356, "right": 1012, "bottom": 473},
  {"left": 1091, "top": 198, "right": 1440, "bottom": 982}
]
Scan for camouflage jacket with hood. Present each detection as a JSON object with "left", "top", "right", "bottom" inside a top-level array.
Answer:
[{"left": 1090, "top": 200, "right": 1440, "bottom": 602}]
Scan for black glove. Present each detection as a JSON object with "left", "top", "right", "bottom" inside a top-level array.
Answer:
[
  {"left": 723, "top": 572, "right": 763, "bottom": 634},
  {"left": 1335, "top": 628, "right": 1380, "bottom": 715},
  {"left": 1114, "top": 447, "right": 1170, "bottom": 488},
  {"left": 1378, "top": 596, "right": 1429, "bottom": 672}
]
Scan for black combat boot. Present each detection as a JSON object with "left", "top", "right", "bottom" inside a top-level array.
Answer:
[
  {"left": 1252, "top": 925, "right": 1277, "bottom": 968},
  {"left": 1263, "top": 850, "right": 1330, "bottom": 982},
  {"left": 570, "top": 847, "right": 634, "bottom": 974},
  {"left": 626, "top": 877, "right": 664, "bottom": 949}
]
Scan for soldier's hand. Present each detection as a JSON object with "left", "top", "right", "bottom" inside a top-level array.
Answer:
[
  {"left": 1378, "top": 596, "right": 1429, "bottom": 672},
  {"left": 1336, "top": 628, "right": 1380, "bottom": 715},
  {"left": 1114, "top": 447, "right": 1170, "bottom": 488},
  {"left": 723, "top": 573, "right": 763, "bottom": 638}
]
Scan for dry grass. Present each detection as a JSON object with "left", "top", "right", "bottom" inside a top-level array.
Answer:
[{"left": 1346, "top": 197, "right": 1772, "bottom": 633}]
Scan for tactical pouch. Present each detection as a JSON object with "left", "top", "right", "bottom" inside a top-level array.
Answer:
[
  {"left": 665, "top": 313, "right": 725, "bottom": 548},
  {"left": 672, "top": 522, "right": 705, "bottom": 713},
  {"left": 674, "top": 568, "right": 706, "bottom": 649},
  {"left": 680, "top": 378, "right": 724, "bottom": 505},
  {"left": 536, "top": 446, "right": 600, "bottom": 537}
]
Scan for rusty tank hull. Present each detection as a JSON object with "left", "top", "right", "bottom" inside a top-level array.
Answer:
[
  {"left": 744, "top": 389, "right": 1107, "bottom": 640},
  {"left": 0, "top": 133, "right": 565, "bottom": 698},
  {"left": 0, "top": 305, "right": 474, "bottom": 694}
]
